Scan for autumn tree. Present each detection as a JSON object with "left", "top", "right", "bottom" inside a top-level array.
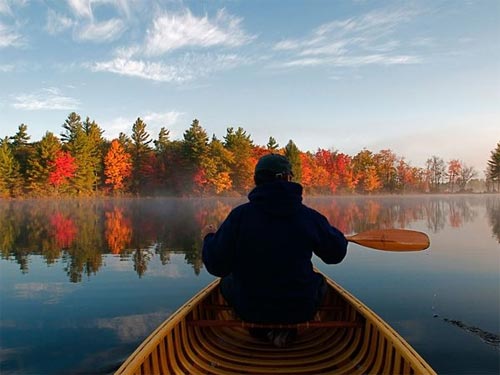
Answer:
[
  {"left": 374, "top": 149, "right": 397, "bottom": 192},
  {"left": 314, "top": 149, "right": 339, "bottom": 193},
  {"left": 104, "top": 139, "right": 132, "bottom": 193},
  {"left": 352, "top": 149, "right": 380, "bottom": 193},
  {"left": 447, "top": 159, "right": 461, "bottom": 193},
  {"left": 486, "top": 142, "right": 500, "bottom": 192},
  {"left": 48, "top": 150, "right": 77, "bottom": 193},
  {"left": 197, "top": 136, "right": 234, "bottom": 194}
]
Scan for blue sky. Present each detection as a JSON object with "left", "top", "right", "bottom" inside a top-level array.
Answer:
[{"left": 1, "top": 0, "right": 499, "bottom": 175}]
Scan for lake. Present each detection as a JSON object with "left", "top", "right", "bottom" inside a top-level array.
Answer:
[{"left": 0, "top": 195, "right": 499, "bottom": 375}]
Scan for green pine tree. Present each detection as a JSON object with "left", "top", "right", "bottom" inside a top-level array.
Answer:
[
  {"left": 486, "top": 142, "right": 500, "bottom": 192},
  {"left": 0, "top": 137, "right": 22, "bottom": 197},
  {"left": 284, "top": 139, "right": 302, "bottom": 183}
]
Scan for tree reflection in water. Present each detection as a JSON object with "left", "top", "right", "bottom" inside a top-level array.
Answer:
[{"left": 0, "top": 195, "right": 498, "bottom": 281}]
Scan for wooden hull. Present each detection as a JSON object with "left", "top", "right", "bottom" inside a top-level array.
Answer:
[{"left": 115, "top": 274, "right": 436, "bottom": 375}]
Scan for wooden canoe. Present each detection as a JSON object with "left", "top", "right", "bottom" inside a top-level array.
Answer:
[{"left": 115, "top": 274, "right": 436, "bottom": 375}]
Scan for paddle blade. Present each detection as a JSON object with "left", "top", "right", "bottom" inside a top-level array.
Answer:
[{"left": 346, "top": 229, "right": 430, "bottom": 251}]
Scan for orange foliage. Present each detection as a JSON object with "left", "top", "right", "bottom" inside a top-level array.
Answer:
[
  {"left": 105, "top": 207, "right": 132, "bottom": 254},
  {"left": 104, "top": 140, "right": 132, "bottom": 191}
]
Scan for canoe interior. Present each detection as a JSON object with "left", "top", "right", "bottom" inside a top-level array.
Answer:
[{"left": 115, "top": 277, "right": 436, "bottom": 375}]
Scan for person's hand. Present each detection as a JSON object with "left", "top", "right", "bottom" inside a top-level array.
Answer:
[{"left": 201, "top": 224, "right": 217, "bottom": 239}]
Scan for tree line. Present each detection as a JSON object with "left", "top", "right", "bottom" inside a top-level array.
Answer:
[{"left": 0, "top": 112, "right": 499, "bottom": 197}]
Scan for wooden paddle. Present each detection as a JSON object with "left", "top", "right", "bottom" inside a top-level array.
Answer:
[{"left": 346, "top": 229, "right": 430, "bottom": 251}]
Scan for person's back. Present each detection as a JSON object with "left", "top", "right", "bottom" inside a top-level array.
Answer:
[{"left": 202, "top": 154, "right": 348, "bottom": 340}]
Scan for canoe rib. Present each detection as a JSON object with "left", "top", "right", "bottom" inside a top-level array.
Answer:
[{"left": 115, "top": 276, "right": 437, "bottom": 375}]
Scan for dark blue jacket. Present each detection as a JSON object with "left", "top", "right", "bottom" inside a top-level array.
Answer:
[{"left": 202, "top": 181, "right": 347, "bottom": 323}]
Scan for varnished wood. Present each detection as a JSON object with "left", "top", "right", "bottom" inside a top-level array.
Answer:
[
  {"left": 346, "top": 229, "right": 430, "bottom": 251},
  {"left": 115, "top": 273, "right": 436, "bottom": 375}
]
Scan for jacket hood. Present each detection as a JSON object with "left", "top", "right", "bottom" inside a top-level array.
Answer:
[{"left": 248, "top": 181, "right": 303, "bottom": 216}]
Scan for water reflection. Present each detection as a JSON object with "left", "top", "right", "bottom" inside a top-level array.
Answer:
[{"left": 0, "top": 195, "right": 498, "bottom": 281}]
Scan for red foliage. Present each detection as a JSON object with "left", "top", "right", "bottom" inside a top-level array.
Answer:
[
  {"left": 48, "top": 150, "right": 77, "bottom": 187},
  {"left": 50, "top": 212, "right": 77, "bottom": 248}
]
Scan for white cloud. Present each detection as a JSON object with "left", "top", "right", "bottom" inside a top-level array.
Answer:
[
  {"left": 0, "top": 0, "right": 12, "bottom": 15},
  {"left": 0, "top": 22, "right": 23, "bottom": 48},
  {"left": 144, "top": 9, "right": 253, "bottom": 56},
  {"left": 273, "top": 7, "right": 423, "bottom": 69},
  {"left": 0, "top": 63, "right": 14, "bottom": 72},
  {"left": 100, "top": 111, "right": 184, "bottom": 140},
  {"left": 46, "top": 9, "right": 74, "bottom": 35},
  {"left": 95, "top": 311, "right": 170, "bottom": 342},
  {"left": 68, "top": 0, "right": 92, "bottom": 19},
  {"left": 77, "top": 18, "right": 126, "bottom": 42},
  {"left": 90, "top": 58, "right": 191, "bottom": 82},
  {"left": 11, "top": 87, "right": 80, "bottom": 110},
  {"left": 14, "top": 282, "right": 78, "bottom": 304},
  {"left": 89, "top": 53, "right": 248, "bottom": 83}
]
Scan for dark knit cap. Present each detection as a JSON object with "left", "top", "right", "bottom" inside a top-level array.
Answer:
[{"left": 254, "top": 154, "right": 293, "bottom": 176}]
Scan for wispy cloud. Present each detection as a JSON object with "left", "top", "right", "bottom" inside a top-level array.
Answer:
[
  {"left": 144, "top": 9, "right": 254, "bottom": 56},
  {"left": 46, "top": 9, "right": 74, "bottom": 35},
  {"left": 77, "top": 18, "right": 126, "bottom": 42},
  {"left": 67, "top": 0, "right": 92, "bottom": 19},
  {"left": 0, "top": 21, "right": 23, "bottom": 48},
  {"left": 273, "top": 7, "right": 423, "bottom": 68},
  {"left": 11, "top": 87, "right": 80, "bottom": 110},
  {"left": 90, "top": 52, "right": 248, "bottom": 83},
  {"left": 0, "top": 0, "right": 12, "bottom": 15},
  {"left": 95, "top": 311, "right": 170, "bottom": 342},
  {"left": 0, "top": 63, "right": 14, "bottom": 72},
  {"left": 14, "top": 282, "right": 78, "bottom": 304}
]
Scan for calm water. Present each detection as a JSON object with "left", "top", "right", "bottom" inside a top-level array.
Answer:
[{"left": 0, "top": 195, "right": 499, "bottom": 375}]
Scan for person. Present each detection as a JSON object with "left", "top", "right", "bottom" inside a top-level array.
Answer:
[{"left": 202, "top": 154, "right": 348, "bottom": 347}]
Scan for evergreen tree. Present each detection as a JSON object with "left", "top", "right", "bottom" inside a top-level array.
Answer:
[
  {"left": 10, "top": 123, "right": 33, "bottom": 186},
  {"left": 284, "top": 139, "right": 302, "bottom": 183},
  {"left": 182, "top": 119, "right": 209, "bottom": 193},
  {"left": 0, "top": 137, "right": 22, "bottom": 197},
  {"left": 60, "top": 112, "right": 82, "bottom": 143},
  {"left": 224, "top": 127, "right": 254, "bottom": 193},
  {"left": 267, "top": 136, "right": 279, "bottom": 151},
  {"left": 83, "top": 117, "right": 105, "bottom": 191},
  {"left": 154, "top": 127, "right": 171, "bottom": 190},
  {"left": 130, "top": 118, "right": 153, "bottom": 193},
  {"left": 486, "top": 142, "right": 500, "bottom": 192},
  {"left": 154, "top": 127, "right": 170, "bottom": 153},
  {"left": 26, "top": 132, "right": 61, "bottom": 195}
]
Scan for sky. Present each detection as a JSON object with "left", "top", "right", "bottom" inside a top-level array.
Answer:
[{"left": 1, "top": 0, "right": 499, "bottom": 176}]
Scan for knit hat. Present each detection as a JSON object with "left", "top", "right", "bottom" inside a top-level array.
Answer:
[{"left": 254, "top": 154, "right": 293, "bottom": 176}]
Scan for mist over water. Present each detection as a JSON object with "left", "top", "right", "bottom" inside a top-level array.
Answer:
[{"left": 0, "top": 195, "right": 499, "bottom": 374}]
